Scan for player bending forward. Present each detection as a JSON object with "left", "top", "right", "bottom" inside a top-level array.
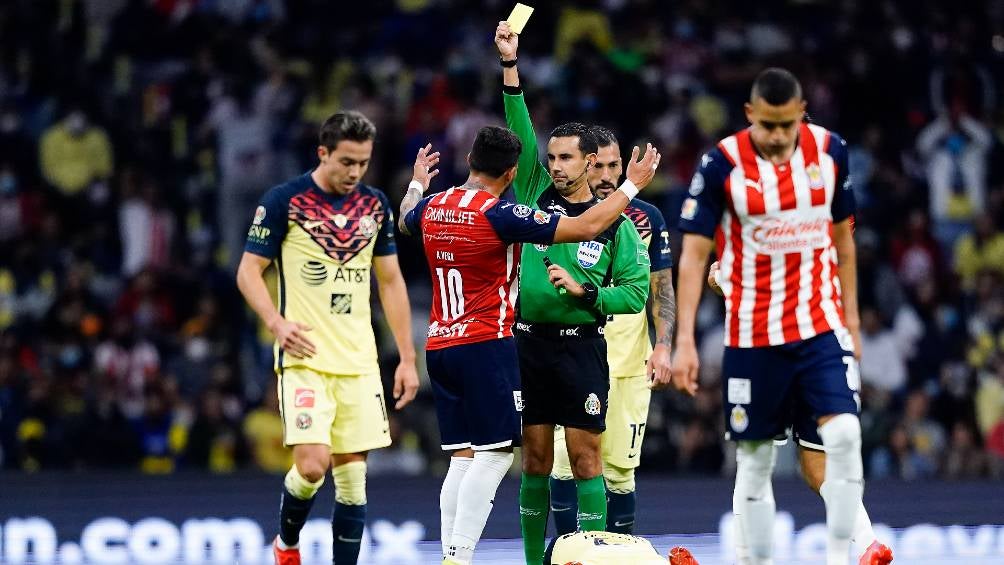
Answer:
[
  {"left": 672, "top": 68, "right": 877, "bottom": 565},
  {"left": 399, "top": 126, "right": 663, "bottom": 564}
]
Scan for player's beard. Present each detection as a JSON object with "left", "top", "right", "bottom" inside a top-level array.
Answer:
[{"left": 593, "top": 181, "right": 616, "bottom": 200}]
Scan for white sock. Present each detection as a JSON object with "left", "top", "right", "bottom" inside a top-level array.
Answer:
[
  {"left": 733, "top": 506, "right": 750, "bottom": 563},
  {"left": 440, "top": 456, "right": 472, "bottom": 557},
  {"left": 851, "top": 501, "right": 876, "bottom": 550},
  {"left": 448, "top": 451, "right": 514, "bottom": 564},
  {"left": 735, "top": 441, "right": 777, "bottom": 565},
  {"left": 819, "top": 415, "right": 864, "bottom": 565}
]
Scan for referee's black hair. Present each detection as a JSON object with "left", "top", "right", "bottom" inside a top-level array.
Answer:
[
  {"left": 750, "top": 68, "right": 803, "bottom": 105},
  {"left": 470, "top": 126, "right": 522, "bottom": 178},
  {"left": 318, "top": 110, "right": 376, "bottom": 150},
  {"left": 550, "top": 122, "right": 598, "bottom": 156},
  {"left": 589, "top": 125, "right": 619, "bottom": 149}
]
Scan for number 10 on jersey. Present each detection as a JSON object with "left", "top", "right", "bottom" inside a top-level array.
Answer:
[{"left": 436, "top": 268, "right": 465, "bottom": 321}]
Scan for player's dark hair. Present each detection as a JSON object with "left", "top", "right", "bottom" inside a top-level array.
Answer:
[
  {"left": 589, "top": 125, "right": 619, "bottom": 149},
  {"left": 750, "top": 68, "right": 803, "bottom": 105},
  {"left": 550, "top": 122, "right": 598, "bottom": 156},
  {"left": 318, "top": 110, "right": 376, "bottom": 150},
  {"left": 469, "top": 126, "right": 522, "bottom": 178}
]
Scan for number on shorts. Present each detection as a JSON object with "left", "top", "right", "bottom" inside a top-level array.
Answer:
[
  {"left": 842, "top": 356, "right": 861, "bottom": 392},
  {"left": 375, "top": 392, "right": 388, "bottom": 422},
  {"left": 629, "top": 423, "right": 646, "bottom": 450},
  {"left": 435, "top": 268, "right": 465, "bottom": 321}
]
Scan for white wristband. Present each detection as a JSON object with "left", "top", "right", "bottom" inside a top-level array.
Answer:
[
  {"left": 617, "top": 180, "right": 639, "bottom": 200},
  {"left": 408, "top": 180, "right": 424, "bottom": 193}
]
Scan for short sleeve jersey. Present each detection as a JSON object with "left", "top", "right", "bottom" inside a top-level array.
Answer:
[{"left": 245, "top": 173, "right": 396, "bottom": 374}]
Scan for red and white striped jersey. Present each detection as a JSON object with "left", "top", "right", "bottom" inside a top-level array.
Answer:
[
  {"left": 403, "top": 187, "right": 560, "bottom": 350},
  {"left": 678, "top": 123, "right": 856, "bottom": 348}
]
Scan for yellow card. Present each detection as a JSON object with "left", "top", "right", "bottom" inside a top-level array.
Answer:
[{"left": 507, "top": 3, "right": 534, "bottom": 34}]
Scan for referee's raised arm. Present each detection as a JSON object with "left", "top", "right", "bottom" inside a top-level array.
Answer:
[{"left": 496, "top": 20, "right": 549, "bottom": 206}]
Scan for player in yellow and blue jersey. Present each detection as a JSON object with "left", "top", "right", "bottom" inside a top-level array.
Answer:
[{"left": 236, "top": 111, "right": 419, "bottom": 565}]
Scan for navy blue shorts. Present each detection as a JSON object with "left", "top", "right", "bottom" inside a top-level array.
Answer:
[
  {"left": 426, "top": 338, "right": 522, "bottom": 451},
  {"left": 722, "top": 330, "right": 860, "bottom": 443}
]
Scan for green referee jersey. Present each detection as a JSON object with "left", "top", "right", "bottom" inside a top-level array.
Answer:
[{"left": 503, "top": 88, "right": 650, "bottom": 324}]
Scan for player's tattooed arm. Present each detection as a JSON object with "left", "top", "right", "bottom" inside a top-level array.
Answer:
[
  {"left": 647, "top": 267, "right": 676, "bottom": 389},
  {"left": 652, "top": 268, "right": 677, "bottom": 347},
  {"left": 398, "top": 184, "right": 424, "bottom": 236},
  {"left": 398, "top": 143, "right": 440, "bottom": 235}
]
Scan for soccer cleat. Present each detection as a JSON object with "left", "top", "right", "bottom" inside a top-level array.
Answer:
[
  {"left": 859, "top": 540, "right": 893, "bottom": 565},
  {"left": 669, "top": 545, "right": 699, "bottom": 565},
  {"left": 272, "top": 536, "right": 301, "bottom": 565}
]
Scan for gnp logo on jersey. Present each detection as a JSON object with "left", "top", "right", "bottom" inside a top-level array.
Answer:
[
  {"left": 577, "top": 241, "right": 604, "bottom": 268},
  {"left": 730, "top": 405, "right": 749, "bottom": 433},
  {"left": 253, "top": 206, "right": 266, "bottom": 225},
  {"left": 330, "top": 293, "right": 352, "bottom": 314},
  {"left": 584, "top": 393, "right": 601, "bottom": 416},
  {"left": 294, "top": 388, "right": 316, "bottom": 408}
]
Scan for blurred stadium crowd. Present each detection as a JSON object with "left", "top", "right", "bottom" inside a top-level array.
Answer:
[{"left": 1, "top": 0, "right": 1004, "bottom": 481}]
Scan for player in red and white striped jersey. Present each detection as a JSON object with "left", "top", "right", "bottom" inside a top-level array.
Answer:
[
  {"left": 673, "top": 68, "right": 889, "bottom": 565},
  {"left": 398, "top": 127, "right": 659, "bottom": 565}
]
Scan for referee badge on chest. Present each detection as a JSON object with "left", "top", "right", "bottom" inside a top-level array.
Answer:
[
  {"left": 577, "top": 241, "right": 604, "bottom": 269},
  {"left": 730, "top": 405, "right": 749, "bottom": 433},
  {"left": 584, "top": 393, "right": 602, "bottom": 416}
]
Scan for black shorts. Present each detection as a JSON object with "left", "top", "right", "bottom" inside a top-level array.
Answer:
[
  {"left": 515, "top": 321, "right": 609, "bottom": 431},
  {"left": 426, "top": 338, "right": 522, "bottom": 451}
]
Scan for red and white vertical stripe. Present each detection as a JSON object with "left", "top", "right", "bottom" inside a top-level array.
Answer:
[{"left": 713, "top": 124, "right": 846, "bottom": 348}]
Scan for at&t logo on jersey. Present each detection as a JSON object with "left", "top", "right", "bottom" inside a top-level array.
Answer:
[{"left": 577, "top": 241, "right": 604, "bottom": 268}]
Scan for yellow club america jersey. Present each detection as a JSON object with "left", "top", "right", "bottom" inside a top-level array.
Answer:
[
  {"left": 548, "top": 531, "right": 669, "bottom": 564},
  {"left": 245, "top": 173, "right": 396, "bottom": 376},
  {"left": 605, "top": 199, "right": 673, "bottom": 377}
]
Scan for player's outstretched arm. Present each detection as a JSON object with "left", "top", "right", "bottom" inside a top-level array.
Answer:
[
  {"left": 552, "top": 144, "right": 661, "bottom": 243},
  {"left": 497, "top": 21, "right": 549, "bottom": 205},
  {"left": 671, "top": 234, "right": 713, "bottom": 396},
  {"left": 398, "top": 143, "right": 440, "bottom": 236},
  {"left": 236, "top": 252, "right": 316, "bottom": 359},
  {"left": 373, "top": 255, "right": 419, "bottom": 409}
]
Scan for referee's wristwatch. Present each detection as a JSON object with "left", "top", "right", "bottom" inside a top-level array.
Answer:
[{"left": 579, "top": 282, "right": 599, "bottom": 306}]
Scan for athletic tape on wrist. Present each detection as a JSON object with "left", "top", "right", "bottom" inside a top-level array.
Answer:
[
  {"left": 408, "top": 180, "right": 424, "bottom": 193},
  {"left": 618, "top": 180, "right": 639, "bottom": 200}
]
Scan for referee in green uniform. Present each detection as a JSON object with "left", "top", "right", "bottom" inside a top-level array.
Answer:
[{"left": 495, "top": 22, "right": 659, "bottom": 565}]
